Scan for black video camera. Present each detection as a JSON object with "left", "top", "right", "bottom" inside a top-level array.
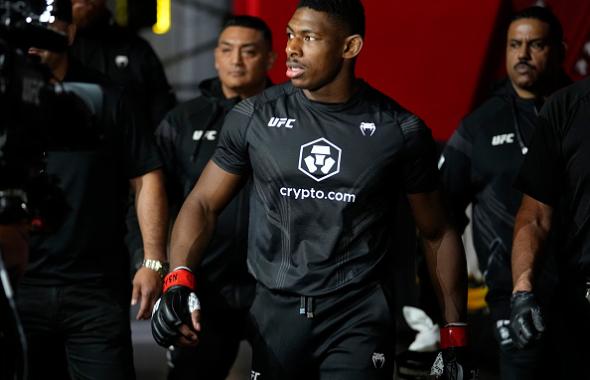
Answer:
[{"left": 0, "top": 0, "right": 101, "bottom": 228}]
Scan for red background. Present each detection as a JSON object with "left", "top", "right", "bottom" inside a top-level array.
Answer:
[{"left": 233, "top": 1, "right": 590, "bottom": 140}]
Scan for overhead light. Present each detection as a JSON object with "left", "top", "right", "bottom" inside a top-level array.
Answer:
[{"left": 152, "top": 0, "right": 171, "bottom": 35}]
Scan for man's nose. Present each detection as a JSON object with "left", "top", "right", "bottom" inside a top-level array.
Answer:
[
  {"left": 286, "top": 37, "right": 302, "bottom": 57},
  {"left": 517, "top": 44, "right": 531, "bottom": 60},
  {"left": 231, "top": 49, "right": 243, "bottom": 65}
]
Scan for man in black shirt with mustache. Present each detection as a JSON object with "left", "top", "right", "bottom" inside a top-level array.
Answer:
[
  {"left": 155, "top": 15, "right": 276, "bottom": 380},
  {"left": 440, "top": 6, "right": 569, "bottom": 379}
]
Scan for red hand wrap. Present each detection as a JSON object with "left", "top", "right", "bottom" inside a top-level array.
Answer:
[
  {"left": 163, "top": 268, "right": 196, "bottom": 293},
  {"left": 440, "top": 324, "right": 468, "bottom": 349}
]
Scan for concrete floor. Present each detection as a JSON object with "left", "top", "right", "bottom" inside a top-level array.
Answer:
[{"left": 131, "top": 319, "right": 252, "bottom": 380}]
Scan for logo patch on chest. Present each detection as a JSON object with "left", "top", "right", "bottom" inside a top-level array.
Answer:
[
  {"left": 360, "top": 122, "right": 376, "bottom": 136},
  {"left": 115, "top": 55, "right": 129, "bottom": 69},
  {"left": 491, "top": 133, "right": 515, "bottom": 146},
  {"left": 298, "top": 138, "right": 342, "bottom": 182},
  {"left": 267, "top": 117, "right": 296, "bottom": 128},
  {"left": 192, "top": 130, "right": 217, "bottom": 141}
]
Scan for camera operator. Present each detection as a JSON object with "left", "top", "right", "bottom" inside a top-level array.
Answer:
[{"left": 13, "top": 1, "right": 168, "bottom": 379}]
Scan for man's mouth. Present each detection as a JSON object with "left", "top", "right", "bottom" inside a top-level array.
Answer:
[
  {"left": 286, "top": 61, "right": 305, "bottom": 79},
  {"left": 514, "top": 63, "right": 534, "bottom": 74}
]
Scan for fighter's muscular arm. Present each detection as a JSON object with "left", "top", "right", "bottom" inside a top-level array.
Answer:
[
  {"left": 511, "top": 195, "right": 553, "bottom": 292},
  {"left": 160, "top": 161, "right": 244, "bottom": 346},
  {"left": 169, "top": 161, "right": 245, "bottom": 270},
  {"left": 408, "top": 190, "right": 467, "bottom": 324}
]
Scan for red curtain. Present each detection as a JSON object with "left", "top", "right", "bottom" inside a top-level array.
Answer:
[{"left": 232, "top": 0, "right": 589, "bottom": 140}]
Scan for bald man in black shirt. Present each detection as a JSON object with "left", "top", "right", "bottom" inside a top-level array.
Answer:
[{"left": 152, "top": 1, "right": 471, "bottom": 379}]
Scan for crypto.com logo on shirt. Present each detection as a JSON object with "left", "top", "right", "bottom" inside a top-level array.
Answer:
[
  {"left": 298, "top": 137, "right": 341, "bottom": 182},
  {"left": 279, "top": 138, "right": 356, "bottom": 204}
]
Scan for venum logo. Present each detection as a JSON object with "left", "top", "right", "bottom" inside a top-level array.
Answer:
[
  {"left": 250, "top": 371, "right": 261, "bottom": 380},
  {"left": 115, "top": 55, "right": 129, "bottom": 68},
  {"left": 491, "top": 133, "right": 514, "bottom": 146},
  {"left": 372, "top": 352, "right": 386, "bottom": 369},
  {"left": 192, "top": 130, "right": 217, "bottom": 141},
  {"left": 360, "top": 122, "right": 376, "bottom": 136},
  {"left": 268, "top": 117, "right": 296, "bottom": 128},
  {"left": 298, "top": 138, "right": 342, "bottom": 182}
]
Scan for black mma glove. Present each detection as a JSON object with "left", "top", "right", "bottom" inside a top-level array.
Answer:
[
  {"left": 151, "top": 267, "right": 200, "bottom": 348},
  {"left": 510, "top": 291, "right": 545, "bottom": 349},
  {"left": 430, "top": 323, "right": 478, "bottom": 380}
]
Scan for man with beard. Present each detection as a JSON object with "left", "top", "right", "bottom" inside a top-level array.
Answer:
[
  {"left": 440, "top": 6, "right": 569, "bottom": 379},
  {"left": 156, "top": 15, "right": 275, "bottom": 380},
  {"left": 151, "top": 1, "right": 472, "bottom": 379}
]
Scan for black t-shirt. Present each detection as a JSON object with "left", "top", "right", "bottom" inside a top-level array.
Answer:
[
  {"left": 156, "top": 78, "right": 254, "bottom": 309},
  {"left": 212, "top": 81, "right": 439, "bottom": 295},
  {"left": 72, "top": 12, "right": 176, "bottom": 130},
  {"left": 515, "top": 77, "right": 590, "bottom": 276},
  {"left": 21, "top": 60, "right": 162, "bottom": 286},
  {"left": 440, "top": 82, "right": 540, "bottom": 290}
]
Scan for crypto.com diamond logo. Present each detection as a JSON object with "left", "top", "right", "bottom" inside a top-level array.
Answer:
[{"left": 298, "top": 138, "right": 342, "bottom": 182}]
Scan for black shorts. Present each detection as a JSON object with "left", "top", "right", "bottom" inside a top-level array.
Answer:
[{"left": 249, "top": 282, "right": 395, "bottom": 380}]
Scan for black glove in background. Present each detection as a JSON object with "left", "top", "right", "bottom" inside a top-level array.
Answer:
[{"left": 510, "top": 291, "right": 545, "bottom": 349}]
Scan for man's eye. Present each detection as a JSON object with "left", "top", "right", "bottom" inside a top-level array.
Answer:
[{"left": 304, "top": 35, "right": 316, "bottom": 41}]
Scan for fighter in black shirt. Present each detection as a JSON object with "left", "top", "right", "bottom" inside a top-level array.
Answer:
[
  {"left": 511, "top": 76, "right": 590, "bottom": 378},
  {"left": 152, "top": 1, "right": 469, "bottom": 378},
  {"left": 440, "top": 7, "right": 570, "bottom": 379}
]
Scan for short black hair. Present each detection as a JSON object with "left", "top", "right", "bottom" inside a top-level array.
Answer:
[
  {"left": 221, "top": 15, "right": 273, "bottom": 48},
  {"left": 297, "top": 0, "right": 365, "bottom": 37},
  {"left": 510, "top": 6, "right": 563, "bottom": 44}
]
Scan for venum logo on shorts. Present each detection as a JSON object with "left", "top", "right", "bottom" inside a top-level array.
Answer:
[
  {"left": 372, "top": 352, "right": 386, "bottom": 369},
  {"left": 250, "top": 370, "right": 261, "bottom": 380},
  {"left": 298, "top": 138, "right": 342, "bottom": 182}
]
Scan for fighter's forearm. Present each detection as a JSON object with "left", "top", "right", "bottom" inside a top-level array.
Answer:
[
  {"left": 169, "top": 195, "right": 216, "bottom": 270},
  {"left": 423, "top": 227, "right": 467, "bottom": 324}
]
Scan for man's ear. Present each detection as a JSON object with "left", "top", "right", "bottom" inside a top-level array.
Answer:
[
  {"left": 342, "top": 34, "right": 363, "bottom": 60},
  {"left": 67, "top": 23, "right": 77, "bottom": 46}
]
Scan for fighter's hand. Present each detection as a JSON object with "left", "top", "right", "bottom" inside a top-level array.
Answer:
[
  {"left": 510, "top": 291, "right": 545, "bottom": 349},
  {"left": 430, "top": 324, "right": 478, "bottom": 380},
  {"left": 151, "top": 267, "right": 201, "bottom": 348},
  {"left": 132, "top": 266, "right": 162, "bottom": 320}
]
